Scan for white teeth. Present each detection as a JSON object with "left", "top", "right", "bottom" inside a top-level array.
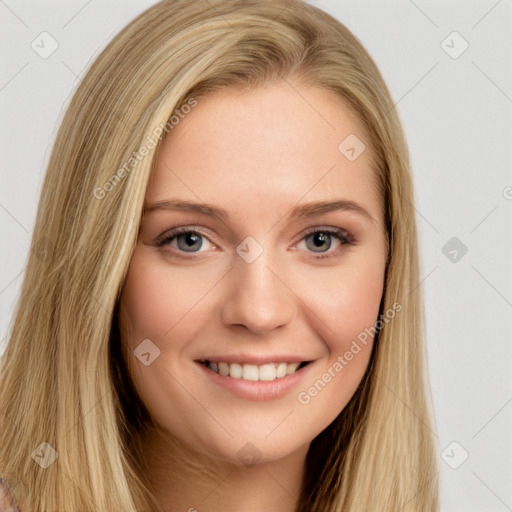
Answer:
[
  {"left": 205, "top": 360, "right": 305, "bottom": 380},
  {"left": 276, "top": 362, "right": 287, "bottom": 378},
  {"left": 258, "top": 363, "right": 276, "bottom": 381},
  {"left": 242, "top": 364, "right": 259, "bottom": 381},
  {"left": 229, "top": 363, "right": 243, "bottom": 378},
  {"left": 286, "top": 362, "right": 300, "bottom": 375}
]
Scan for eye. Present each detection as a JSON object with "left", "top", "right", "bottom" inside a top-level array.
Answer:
[
  {"left": 153, "top": 226, "right": 215, "bottom": 257},
  {"left": 297, "top": 227, "right": 354, "bottom": 259},
  {"left": 153, "top": 225, "right": 355, "bottom": 260}
]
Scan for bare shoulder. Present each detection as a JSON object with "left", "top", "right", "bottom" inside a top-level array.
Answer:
[{"left": 0, "top": 479, "right": 20, "bottom": 512}]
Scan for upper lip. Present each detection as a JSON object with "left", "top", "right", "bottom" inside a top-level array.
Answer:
[{"left": 196, "top": 355, "right": 312, "bottom": 365}]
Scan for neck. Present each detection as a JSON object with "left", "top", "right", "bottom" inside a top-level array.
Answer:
[{"left": 139, "top": 427, "right": 309, "bottom": 512}]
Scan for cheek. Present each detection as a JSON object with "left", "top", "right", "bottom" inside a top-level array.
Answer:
[
  {"left": 292, "top": 249, "right": 385, "bottom": 426},
  {"left": 329, "top": 261, "right": 384, "bottom": 345},
  {"left": 117, "top": 247, "right": 183, "bottom": 400},
  {"left": 117, "top": 247, "right": 208, "bottom": 433},
  {"left": 119, "top": 246, "right": 218, "bottom": 346},
  {"left": 302, "top": 248, "right": 385, "bottom": 353},
  {"left": 117, "top": 244, "right": 228, "bottom": 391}
]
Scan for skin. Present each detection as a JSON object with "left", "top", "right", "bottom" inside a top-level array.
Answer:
[{"left": 118, "top": 79, "right": 387, "bottom": 512}]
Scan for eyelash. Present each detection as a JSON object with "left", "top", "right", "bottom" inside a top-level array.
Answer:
[{"left": 153, "top": 225, "right": 355, "bottom": 260}]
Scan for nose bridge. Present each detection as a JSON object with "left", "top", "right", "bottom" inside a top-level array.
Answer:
[
  {"left": 238, "top": 246, "right": 279, "bottom": 298},
  {"left": 221, "top": 238, "right": 295, "bottom": 333}
]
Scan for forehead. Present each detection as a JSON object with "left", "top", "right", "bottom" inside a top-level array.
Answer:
[{"left": 145, "top": 81, "right": 382, "bottom": 225}]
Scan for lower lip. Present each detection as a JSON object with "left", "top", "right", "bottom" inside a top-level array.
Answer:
[{"left": 195, "top": 362, "right": 313, "bottom": 401}]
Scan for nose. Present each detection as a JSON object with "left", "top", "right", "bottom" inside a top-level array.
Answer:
[{"left": 220, "top": 248, "right": 296, "bottom": 335}]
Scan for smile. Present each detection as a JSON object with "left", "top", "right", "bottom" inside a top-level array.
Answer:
[{"left": 199, "top": 360, "right": 309, "bottom": 381}]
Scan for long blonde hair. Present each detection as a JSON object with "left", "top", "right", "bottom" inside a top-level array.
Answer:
[{"left": 0, "top": 0, "right": 439, "bottom": 510}]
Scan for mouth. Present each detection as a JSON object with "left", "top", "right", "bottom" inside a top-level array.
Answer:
[{"left": 197, "top": 359, "right": 311, "bottom": 382}]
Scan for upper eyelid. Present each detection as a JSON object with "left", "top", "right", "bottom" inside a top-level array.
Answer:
[
  {"left": 153, "top": 225, "right": 212, "bottom": 247},
  {"left": 156, "top": 225, "right": 352, "bottom": 250}
]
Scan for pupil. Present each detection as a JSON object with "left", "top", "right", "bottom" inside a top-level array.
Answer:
[
  {"left": 179, "top": 233, "right": 202, "bottom": 251},
  {"left": 309, "top": 232, "right": 331, "bottom": 252}
]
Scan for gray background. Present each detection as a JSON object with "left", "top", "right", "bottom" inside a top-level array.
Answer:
[{"left": 1, "top": 1, "right": 511, "bottom": 510}]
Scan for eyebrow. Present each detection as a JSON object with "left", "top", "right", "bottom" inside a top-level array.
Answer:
[{"left": 143, "top": 198, "right": 376, "bottom": 224}]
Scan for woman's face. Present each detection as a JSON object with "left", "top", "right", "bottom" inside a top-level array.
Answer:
[{"left": 119, "top": 80, "right": 387, "bottom": 465}]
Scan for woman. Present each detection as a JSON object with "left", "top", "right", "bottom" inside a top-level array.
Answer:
[{"left": 0, "top": 0, "right": 439, "bottom": 510}]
